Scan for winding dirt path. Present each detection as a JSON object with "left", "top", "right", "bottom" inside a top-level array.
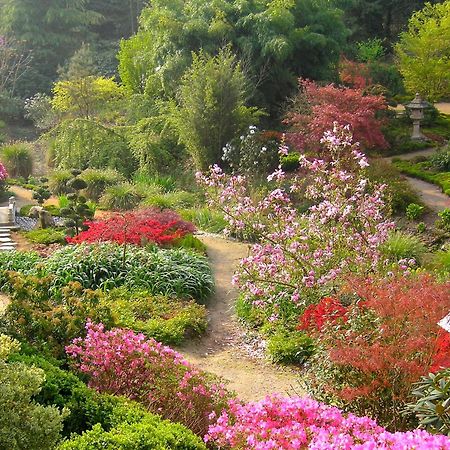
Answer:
[
  {"left": 178, "top": 235, "right": 303, "bottom": 402},
  {"left": 383, "top": 148, "right": 450, "bottom": 212}
]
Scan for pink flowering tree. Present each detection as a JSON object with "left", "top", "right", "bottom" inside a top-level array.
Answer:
[
  {"left": 197, "top": 125, "right": 395, "bottom": 321},
  {"left": 205, "top": 395, "right": 450, "bottom": 449},
  {"left": 66, "top": 321, "right": 231, "bottom": 436}
]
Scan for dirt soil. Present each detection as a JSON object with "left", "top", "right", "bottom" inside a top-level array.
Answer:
[{"left": 178, "top": 235, "right": 304, "bottom": 402}]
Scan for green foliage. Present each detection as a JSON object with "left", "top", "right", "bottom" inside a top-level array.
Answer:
[
  {"left": 266, "top": 331, "right": 315, "bottom": 365},
  {"left": 58, "top": 418, "right": 206, "bottom": 450},
  {"left": 1, "top": 274, "right": 115, "bottom": 358},
  {"left": 101, "top": 289, "right": 207, "bottom": 345},
  {"left": 438, "top": 208, "right": 450, "bottom": 230},
  {"left": 169, "top": 48, "right": 261, "bottom": 170},
  {"left": 47, "top": 119, "right": 137, "bottom": 176},
  {"left": 395, "top": 1, "right": 450, "bottom": 101},
  {"left": 49, "top": 170, "right": 75, "bottom": 195},
  {"left": 432, "top": 248, "right": 450, "bottom": 274},
  {"left": 58, "top": 43, "right": 99, "bottom": 81},
  {"left": 24, "top": 93, "right": 58, "bottom": 131},
  {"left": 179, "top": 208, "right": 227, "bottom": 234},
  {"left": 142, "top": 190, "right": 199, "bottom": 210},
  {"left": 40, "top": 243, "right": 214, "bottom": 301},
  {"left": 0, "top": 335, "right": 65, "bottom": 450},
  {"left": 24, "top": 228, "right": 67, "bottom": 245},
  {"left": 280, "top": 153, "right": 300, "bottom": 172},
  {"left": 100, "top": 183, "right": 143, "bottom": 211},
  {"left": 0, "top": 250, "right": 40, "bottom": 291},
  {"left": 80, "top": 168, "right": 125, "bottom": 201},
  {"left": 51, "top": 77, "right": 125, "bottom": 120},
  {"left": 173, "top": 234, "right": 207, "bottom": 254},
  {"left": 405, "top": 368, "right": 450, "bottom": 436},
  {"left": 430, "top": 148, "right": 450, "bottom": 172},
  {"left": 406, "top": 203, "right": 425, "bottom": 221},
  {"left": 0, "top": 142, "right": 33, "bottom": 178},
  {"left": 380, "top": 231, "right": 427, "bottom": 265},
  {"left": 33, "top": 185, "right": 52, "bottom": 206},
  {"left": 356, "top": 38, "right": 385, "bottom": 62}
]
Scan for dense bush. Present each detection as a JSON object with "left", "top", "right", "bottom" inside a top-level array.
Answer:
[
  {"left": 67, "top": 209, "right": 195, "bottom": 247},
  {"left": 100, "top": 182, "right": 143, "bottom": 211},
  {"left": 0, "top": 335, "right": 65, "bottom": 450},
  {"left": 266, "top": 331, "right": 314, "bottom": 365},
  {"left": 24, "top": 228, "right": 66, "bottom": 245},
  {"left": 10, "top": 352, "right": 206, "bottom": 448},
  {"left": 205, "top": 395, "right": 450, "bottom": 449},
  {"left": 179, "top": 208, "right": 227, "bottom": 234},
  {"left": 67, "top": 322, "right": 232, "bottom": 437},
  {"left": 430, "top": 148, "right": 450, "bottom": 172},
  {"left": 0, "top": 250, "right": 40, "bottom": 291},
  {"left": 48, "top": 170, "right": 74, "bottom": 195},
  {"left": 80, "top": 168, "right": 125, "bottom": 201},
  {"left": 101, "top": 288, "right": 207, "bottom": 345},
  {"left": 1, "top": 274, "right": 115, "bottom": 358},
  {"left": 0, "top": 142, "right": 33, "bottom": 178},
  {"left": 142, "top": 190, "right": 199, "bottom": 210},
  {"left": 405, "top": 368, "right": 450, "bottom": 436},
  {"left": 406, "top": 203, "right": 425, "bottom": 221},
  {"left": 380, "top": 231, "right": 426, "bottom": 265},
  {"left": 42, "top": 243, "right": 214, "bottom": 301},
  {"left": 304, "top": 274, "right": 450, "bottom": 430}
]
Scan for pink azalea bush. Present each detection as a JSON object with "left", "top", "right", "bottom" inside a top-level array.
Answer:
[
  {"left": 197, "top": 124, "right": 395, "bottom": 314},
  {"left": 205, "top": 395, "right": 450, "bottom": 449},
  {"left": 0, "top": 162, "right": 8, "bottom": 193},
  {"left": 66, "top": 321, "right": 231, "bottom": 436}
]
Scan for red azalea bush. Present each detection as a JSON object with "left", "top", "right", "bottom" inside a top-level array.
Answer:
[
  {"left": 431, "top": 331, "right": 450, "bottom": 373},
  {"left": 67, "top": 208, "right": 195, "bottom": 246},
  {"left": 66, "top": 322, "right": 231, "bottom": 437},
  {"left": 298, "top": 297, "right": 348, "bottom": 332},
  {"left": 285, "top": 78, "right": 388, "bottom": 152},
  {"left": 305, "top": 274, "right": 450, "bottom": 430},
  {"left": 206, "top": 395, "right": 450, "bottom": 449}
]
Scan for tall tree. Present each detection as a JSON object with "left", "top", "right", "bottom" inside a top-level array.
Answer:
[
  {"left": 119, "top": 0, "right": 348, "bottom": 118},
  {"left": 395, "top": 1, "right": 450, "bottom": 102},
  {"left": 0, "top": 0, "right": 101, "bottom": 96}
]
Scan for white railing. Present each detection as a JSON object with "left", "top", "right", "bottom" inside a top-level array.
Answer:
[{"left": 8, "top": 196, "right": 16, "bottom": 224}]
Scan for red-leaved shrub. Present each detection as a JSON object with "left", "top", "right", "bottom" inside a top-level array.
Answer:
[
  {"left": 67, "top": 208, "right": 195, "bottom": 246},
  {"left": 298, "top": 297, "right": 348, "bottom": 332},
  {"left": 285, "top": 78, "right": 388, "bottom": 152},
  {"left": 306, "top": 274, "right": 450, "bottom": 430}
]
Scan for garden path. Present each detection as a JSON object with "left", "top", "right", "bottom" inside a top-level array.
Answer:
[
  {"left": 178, "top": 235, "right": 304, "bottom": 402},
  {"left": 383, "top": 148, "right": 450, "bottom": 212}
]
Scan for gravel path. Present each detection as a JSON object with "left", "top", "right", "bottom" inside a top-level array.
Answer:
[{"left": 178, "top": 235, "right": 304, "bottom": 401}]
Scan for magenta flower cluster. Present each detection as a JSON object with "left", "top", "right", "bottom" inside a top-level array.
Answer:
[
  {"left": 0, "top": 162, "right": 8, "bottom": 181},
  {"left": 197, "top": 124, "right": 395, "bottom": 309},
  {"left": 66, "top": 321, "right": 230, "bottom": 436},
  {"left": 205, "top": 395, "right": 450, "bottom": 449}
]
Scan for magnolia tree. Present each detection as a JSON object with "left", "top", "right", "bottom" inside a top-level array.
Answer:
[{"left": 197, "top": 125, "right": 395, "bottom": 315}]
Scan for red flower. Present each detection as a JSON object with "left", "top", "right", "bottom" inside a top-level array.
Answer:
[{"left": 298, "top": 297, "right": 348, "bottom": 333}]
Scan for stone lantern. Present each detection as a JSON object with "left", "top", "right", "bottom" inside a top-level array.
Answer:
[{"left": 406, "top": 93, "right": 428, "bottom": 140}]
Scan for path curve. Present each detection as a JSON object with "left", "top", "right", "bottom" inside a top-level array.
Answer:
[
  {"left": 178, "top": 235, "right": 303, "bottom": 401},
  {"left": 383, "top": 148, "right": 450, "bottom": 212}
]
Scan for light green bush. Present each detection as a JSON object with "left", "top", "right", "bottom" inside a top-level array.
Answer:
[
  {"left": 0, "top": 142, "right": 33, "bottom": 178},
  {"left": 80, "top": 168, "right": 125, "bottom": 201},
  {"left": 380, "top": 231, "right": 427, "bottom": 264},
  {"left": 48, "top": 170, "right": 74, "bottom": 195},
  {"left": 24, "top": 228, "right": 66, "bottom": 245},
  {"left": 100, "top": 183, "right": 143, "bottom": 211},
  {"left": 266, "top": 331, "right": 315, "bottom": 365},
  {"left": 179, "top": 208, "right": 227, "bottom": 234}
]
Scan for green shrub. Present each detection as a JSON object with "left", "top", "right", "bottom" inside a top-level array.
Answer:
[
  {"left": 133, "top": 173, "right": 177, "bottom": 193},
  {"left": 24, "top": 228, "right": 66, "bottom": 245},
  {"left": 432, "top": 248, "right": 450, "bottom": 274},
  {"left": 430, "top": 148, "right": 450, "bottom": 172},
  {"left": 417, "top": 222, "right": 427, "bottom": 233},
  {"left": 280, "top": 153, "right": 300, "bottom": 172},
  {"left": 0, "top": 335, "right": 66, "bottom": 450},
  {"left": 179, "top": 208, "right": 227, "bottom": 233},
  {"left": 404, "top": 368, "right": 450, "bottom": 436},
  {"left": 48, "top": 170, "right": 74, "bottom": 195},
  {"left": 235, "top": 295, "right": 266, "bottom": 328},
  {"left": 1, "top": 274, "right": 115, "bottom": 358},
  {"left": 0, "top": 251, "right": 40, "bottom": 291},
  {"left": 438, "top": 208, "right": 450, "bottom": 230},
  {"left": 380, "top": 231, "right": 427, "bottom": 265},
  {"left": 172, "top": 234, "right": 207, "bottom": 253},
  {"left": 80, "top": 168, "right": 125, "bottom": 201},
  {"left": 0, "top": 142, "right": 33, "bottom": 178},
  {"left": 58, "top": 418, "right": 206, "bottom": 450},
  {"left": 142, "top": 191, "right": 198, "bottom": 209},
  {"left": 406, "top": 203, "right": 425, "bottom": 221},
  {"left": 101, "top": 289, "right": 207, "bottom": 345},
  {"left": 42, "top": 243, "right": 214, "bottom": 302},
  {"left": 266, "top": 331, "right": 315, "bottom": 365},
  {"left": 100, "top": 183, "right": 143, "bottom": 211}
]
